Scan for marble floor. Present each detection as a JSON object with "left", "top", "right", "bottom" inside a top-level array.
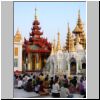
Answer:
[{"left": 14, "top": 88, "right": 83, "bottom": 98}]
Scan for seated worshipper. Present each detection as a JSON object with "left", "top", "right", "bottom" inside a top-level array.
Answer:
[
  {"left": 68, "top": 75, "right": 72, "bottom": 84},
  {"left": 49, "top": 77, "right": 54, "bottom": 90},
  {"left": 14, "top": 74, "right": 19, "bottom": 88},
  {"left": 34, "top": 76, "right": 40, "bottom": 93},
  {"left": 59, "top": 76, "right": 64, "bottom": 88},
  {"left": 23, "top": 75, "right": 29, "bottom": 89},
  {"left": 54, "top": 75, "right": 58, "bottom": 81},
  {"left": 23, "top": 74, "right": 30, "bottom": 89},
  {"left": 45, "top": 74, "right": 49, "bottom": 79},
  {"left": 63, "top": 75, "right": 69, "bottom": 85},
  {"left": 76, "top": 82, "right": 80, "bottom": 93},
  {"left": 43, "top": 77, "right": 49, "bottom": 89},
  {"left": 82, "top": 76, "right": 86, "bottom": 91},
  {"left": 32, "top": 75, "right": 36, "bottom": 91},
  {"left": 25, "top": 79, "right": 33, "bottom": 92},
  {"left": 69, "top": 82, "right": 76, "bottom": 93},
  {"left": 83, "top": 78, "right": 86, "bottom": 97},
  {"left": 35, "top": 76, "right": 40, "bottom": 86},
  {"left": 34, "top": 82, "right": 40, "bottom": 93},
  {"left": 59, "top": 75, "right": 68, "bottom": 88},
  {"left": 76, "top": 76, "right": 81, "bottom": 93},
  {"left": 39, "top": 81, "right": 49, "bottom": 96},
  {"left": 79, "top": 79, "right": 86, "bottom": 96},
  {"left": 60, "top": 83, "right": 73, "bottom": 98},
  {"left": 69, "top": 76, "right": 77, "bottom": 93},
  {"left": 51, "top": 78, "right": 60, "bottom": 98},
  {"left": 39, "top": 73, "right": 45, "bottom": 82},
  {"left": 17, "top": 76, "right": 23, "bottom": 89},
  {"left": 71, "top": 76, "right": 77, "bottom": 87},
  {"left": 43, "top": 77, "right": 50, "bottom": 94}
]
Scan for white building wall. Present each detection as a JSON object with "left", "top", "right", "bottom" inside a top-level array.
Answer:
[
  {"left": 48, "top": 49, "right": 86, "bottom": 76},
  {"left": 14, "top": 41, "right": 22, "bottom": 72}
]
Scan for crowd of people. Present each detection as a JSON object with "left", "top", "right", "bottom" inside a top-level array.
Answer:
[{"left": 14, "top": 72, "right": 86, "bottom": 98}]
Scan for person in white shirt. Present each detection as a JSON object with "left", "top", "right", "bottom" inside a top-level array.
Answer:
[
  {"left": 60, "top": 83, "right": 73, "bottom": 98},
  {"left": 17, "top": 76, "right": 23, "bottom": 89},
  {"left": 51, "top": 78, "right": 60, "bottom": 97},
  {"left": 35, "top": 82, "right": 40, "bottom": 93},
  {"left": 83, "top": 80, "right": 86, "bottom": 90}
]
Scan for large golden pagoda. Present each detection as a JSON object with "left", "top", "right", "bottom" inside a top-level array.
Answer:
[{"left": 73, "top": 10, "right": 86, "bottom": 49}]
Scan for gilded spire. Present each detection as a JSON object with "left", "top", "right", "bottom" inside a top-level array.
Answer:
[
  {"left": 56, "top": 32, "right": 61, "bottom": 51},
  {"left": 67, "top": 23, "right": 72, "bottom": 41},
  {"left": 78, "top": 9, "right": 81, "bottom": 24},
  {"left": 67, "top": 23, "right": 72, "bottom": 38},
  {"left": 77, "top": 9, "right": 83, "bottom": 31},
  {"left": 68, "top": 23, "right": 70, "bottom": 33},
  {"left": 66, "top": 24, "right": 75, "bottom": 52},
  {"left": 14, "top": 28, "right": 22, "bottom": 42},
  {"left": 78, "top": 9, "right": 80, "bottom": 20},
  {"left": 17, "top": 27, "right": 19, "bottom": 33},
  {"left": 35, "top": 8, "right": 37, "bottom": 20},
  {"left": 53, "top": 38, "right": 56, "bottom": 53}
]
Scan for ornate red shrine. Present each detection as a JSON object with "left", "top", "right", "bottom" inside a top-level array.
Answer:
[{"left": 22, "top": 8, "right": 51, "bottom": 72}]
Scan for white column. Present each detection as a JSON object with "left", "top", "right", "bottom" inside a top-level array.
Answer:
[
  {"left": 57, "top": 59, "right": 59, "bottom": 72},
  {"left": 50, "top": 62, "right": 52, "bottom": 75},
  {"left": 68, "top": 61, "right": 70, "bottom": 76},
  {"left": 58, "top": 60, "right": 60, "bottom": 74},
  {"left": 35, "top": 53, "right": 39, "bottom": 70},
  {"left": 59, "top": 60, "right": 61, "bottom": 72},
  {"left": 28, "top": 53, "right": 31, "bottom": 70},
  {"left": 76, "top": 61, "right": 79, "bottom": 74},
  {"left": 79, "top": 61, "right": 82, "bottom": 74},
  {"left": 14, "top": 45, "right": 18, "bottom": 71},
  {"left": 80, "top": 61, "right": 82, "bottom": 69},
  {"left": 54, "top": 62, "right": 56, "bottom": 75},
  {"left": 18, "top": 46, "right": 20, "bottom": 71},
  {"left": 19, "top": 43, "right": 22, "bottom": 71},
  {"left": 68, "top": 53, "right": 70, "bottom": 76}
]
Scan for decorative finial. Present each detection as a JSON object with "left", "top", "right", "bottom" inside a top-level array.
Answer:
[
  {"left": 58, "top": 31, "right": 60, "bottom": 36},
  {"left": 68, "top": 23, "right": 70, "bottom": 33},
  {"left": 77, "top": 9, "right": 84, "bottom": 31},
  {"left": 78, "top": 9, "right": 80, "bottom": 19},
  {"left": 17, "top": 27, "right": 19, "bottom": 32},
  {"left": 35, "top": 8, "right": 37, "bottom": 20},
  {"left": 56, "top": 31, "right": 61, "bottom": 51},
  {"left": 16, "top": 27, "right": 21, "bottom": 35},
  {"left": 58, "top": 31, "right": 60, "bottom": 43}
]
